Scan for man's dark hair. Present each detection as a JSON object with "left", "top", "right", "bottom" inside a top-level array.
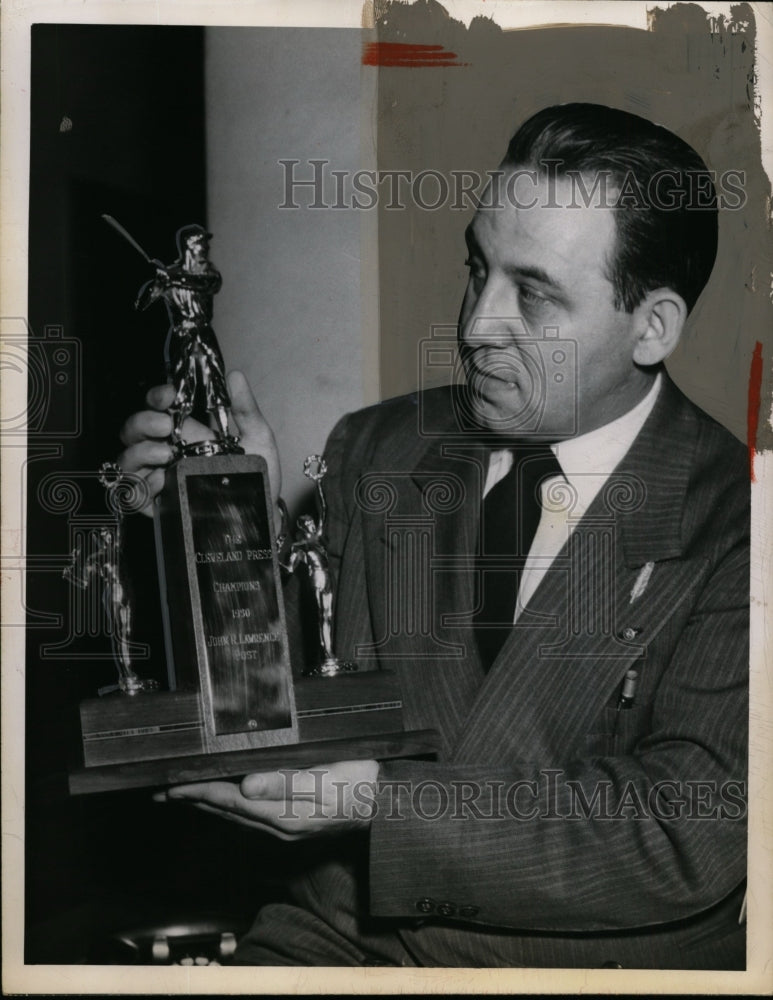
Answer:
[{"left": 504, "top": 103, "right": 718, "bottom": 313}]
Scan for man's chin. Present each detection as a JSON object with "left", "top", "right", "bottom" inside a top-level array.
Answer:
[
  {"left": 459, "top": 390, "right": 562, "bottom": 440},
  {"left": 465, "top": 395, "right": 527, "bottom": 436}
]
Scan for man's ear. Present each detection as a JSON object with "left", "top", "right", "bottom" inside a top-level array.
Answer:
[{"left": 631, "top": 288, "right": 688, "bottom": 366}]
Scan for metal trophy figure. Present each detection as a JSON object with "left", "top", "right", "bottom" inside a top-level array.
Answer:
[
  {"left": 94, "top": 217, "right": 297, "bottom": 757},
  {"left": 103, "top": 215, "right": 241, "bottom": 458},
  {"left": 287, "top": 455, "right": 357, "bottom": 677},
  {"left": 64, "top": 463, "right": 158, "bottom": 696}
]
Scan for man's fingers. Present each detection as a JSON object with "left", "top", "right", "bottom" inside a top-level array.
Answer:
[
  {"left": 120, "top": 410, "right": 174, "bottom": 447},
  {"left": 128, "top": 469, "right": 166, "bottom": 517},
  {"left": 241, "top": 770, "right": 300, "bottom": 800},
  {"left": 145, "top": 384, "right": 177, "bottom": 410},
  {"left": 241, "top": 764, "right": 373, "bottom": 801},
  {"left": 119, "top": 441, "right": 175, "bottom": 474},
  {"left": 133, "top": 375, "right": 268, "bottom": 442},
  {"left": 227, "top": 370, "right": 266, "bottom": 435},
  {"left": 144, "top": 469, "right": 166, "bottom": 503},
  {"left": 226, "top": 370, "right": 282, "bottom": 501},
  {"left": 121, "top": 412, "right": 212, "bottom": 452},
  {"left": 166, "top": 780, "right": 316, "bottom": 838},
  {"left": 175, "top": 416, "right": 214, "bottom": 444},
  {"left": 167, "top": 780, "right": 244, "bottom": 808},
  {"left": 166, "top": 776, "right": 312, "bottom": 815}
]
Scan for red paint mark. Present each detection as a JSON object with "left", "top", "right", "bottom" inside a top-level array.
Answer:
[
  {"left": 748, "top": 340, "right": 763, "bottom": 482},
  {"left": 362, "top": 42, "right": 467, "bottom": 67}
]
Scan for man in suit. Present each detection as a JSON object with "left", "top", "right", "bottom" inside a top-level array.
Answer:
[{"left": 120, "top": 104, "right": 748, "bottom": 968}]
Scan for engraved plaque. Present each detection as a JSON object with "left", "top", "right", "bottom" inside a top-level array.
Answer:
[{"left": 155, "top": 453, "right": 297, "bottom": 753}]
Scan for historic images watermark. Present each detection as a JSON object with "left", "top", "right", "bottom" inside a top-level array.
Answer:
[
  {"left": 278, "top": 160, "right": 747, "bottom": 212},
  {"left": 0, "top": 317, "right": 82, "bottom": 440},
  {"left": 275, "top": 768, "right": 747, "bottom": 823},
  {"left": 0, "top": 315, "right": 153, "bottom": 664}
]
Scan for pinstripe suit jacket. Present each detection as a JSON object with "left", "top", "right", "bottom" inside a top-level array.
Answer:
[{"left": 268, "top": 375, "right": 749, "bottom": 969}]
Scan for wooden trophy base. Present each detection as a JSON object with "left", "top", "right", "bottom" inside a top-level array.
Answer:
[
  {"left": 69, "top": 455, "right": 440, "bottom": 795},
  {"left": 69, "top": 670, "right": 440, "bottom": 795}
]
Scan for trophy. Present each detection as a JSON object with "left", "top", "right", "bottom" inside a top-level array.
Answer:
[{"left": 68, "top": 222, "right": 438, "bottom": 795}]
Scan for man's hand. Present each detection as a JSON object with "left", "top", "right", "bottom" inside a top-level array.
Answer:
[
  {"left": 154, "top": 760, "right": 379, "bottom": 841},
  {"left": 118, "top": 370, "right": 281, "bottom": 518}
]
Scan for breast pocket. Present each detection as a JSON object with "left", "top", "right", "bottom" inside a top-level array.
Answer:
[{"left": 585, "top": 703, "right": 653, "bottom": 757}]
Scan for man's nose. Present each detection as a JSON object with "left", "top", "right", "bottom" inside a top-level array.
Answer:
[
  {"left": 462, "top": 312, "right": 530, "bottom": 348},
  {"left": 462, "top": 279, "right": 529, "bottom": 347}
]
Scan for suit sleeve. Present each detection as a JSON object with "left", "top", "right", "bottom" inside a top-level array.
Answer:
[{"left": 367, "top": 527, "right": 749, "bottom": 931}]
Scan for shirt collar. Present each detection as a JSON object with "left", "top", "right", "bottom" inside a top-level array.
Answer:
[
  {"left": 549, "top": 372, "right": 663, "bottom": 515},
  {"left": 552, "top": 372, "right": 662, "bottom": 479},
  {"left": 484, "top": 373, "right": 663, "bottom": 506}
]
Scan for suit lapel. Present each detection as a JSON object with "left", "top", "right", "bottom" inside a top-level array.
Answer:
[
  {"left": 356, "top": 425, "right": 489, "bottom": 752},
  {"left": 451, "top": 377, "right": 703, "bottom": 762}
]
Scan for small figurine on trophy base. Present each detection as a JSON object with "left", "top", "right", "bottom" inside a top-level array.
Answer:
[
  {"left": 286, "top": 455, "right": 358, "bottom": 678},
  {"left": 64, "top": 461, "right": 158, "bottom": 698}
]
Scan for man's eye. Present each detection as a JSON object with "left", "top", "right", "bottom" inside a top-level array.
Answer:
[
  {"left": 464, "top": 257, "right": 485, "bottom": 278},
  {"left": 518, "top": 285, "right": 549, "bottom": 310}
]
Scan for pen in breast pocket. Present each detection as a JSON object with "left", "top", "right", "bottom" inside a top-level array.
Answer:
[
  {"left": 617, "top": 669, "right": 639, "bottom": 710},
  {"left": 610, "top": 670, "right": 639, "bottom": 747}
]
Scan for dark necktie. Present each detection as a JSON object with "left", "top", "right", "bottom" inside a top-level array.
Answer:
[{"left": 474, "top": 444, "right": 563, "bottom": 670}]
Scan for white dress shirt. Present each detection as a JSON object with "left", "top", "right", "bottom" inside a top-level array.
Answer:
[{"left": 482, "top": 373, "right": 662, "bottom": 622}]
